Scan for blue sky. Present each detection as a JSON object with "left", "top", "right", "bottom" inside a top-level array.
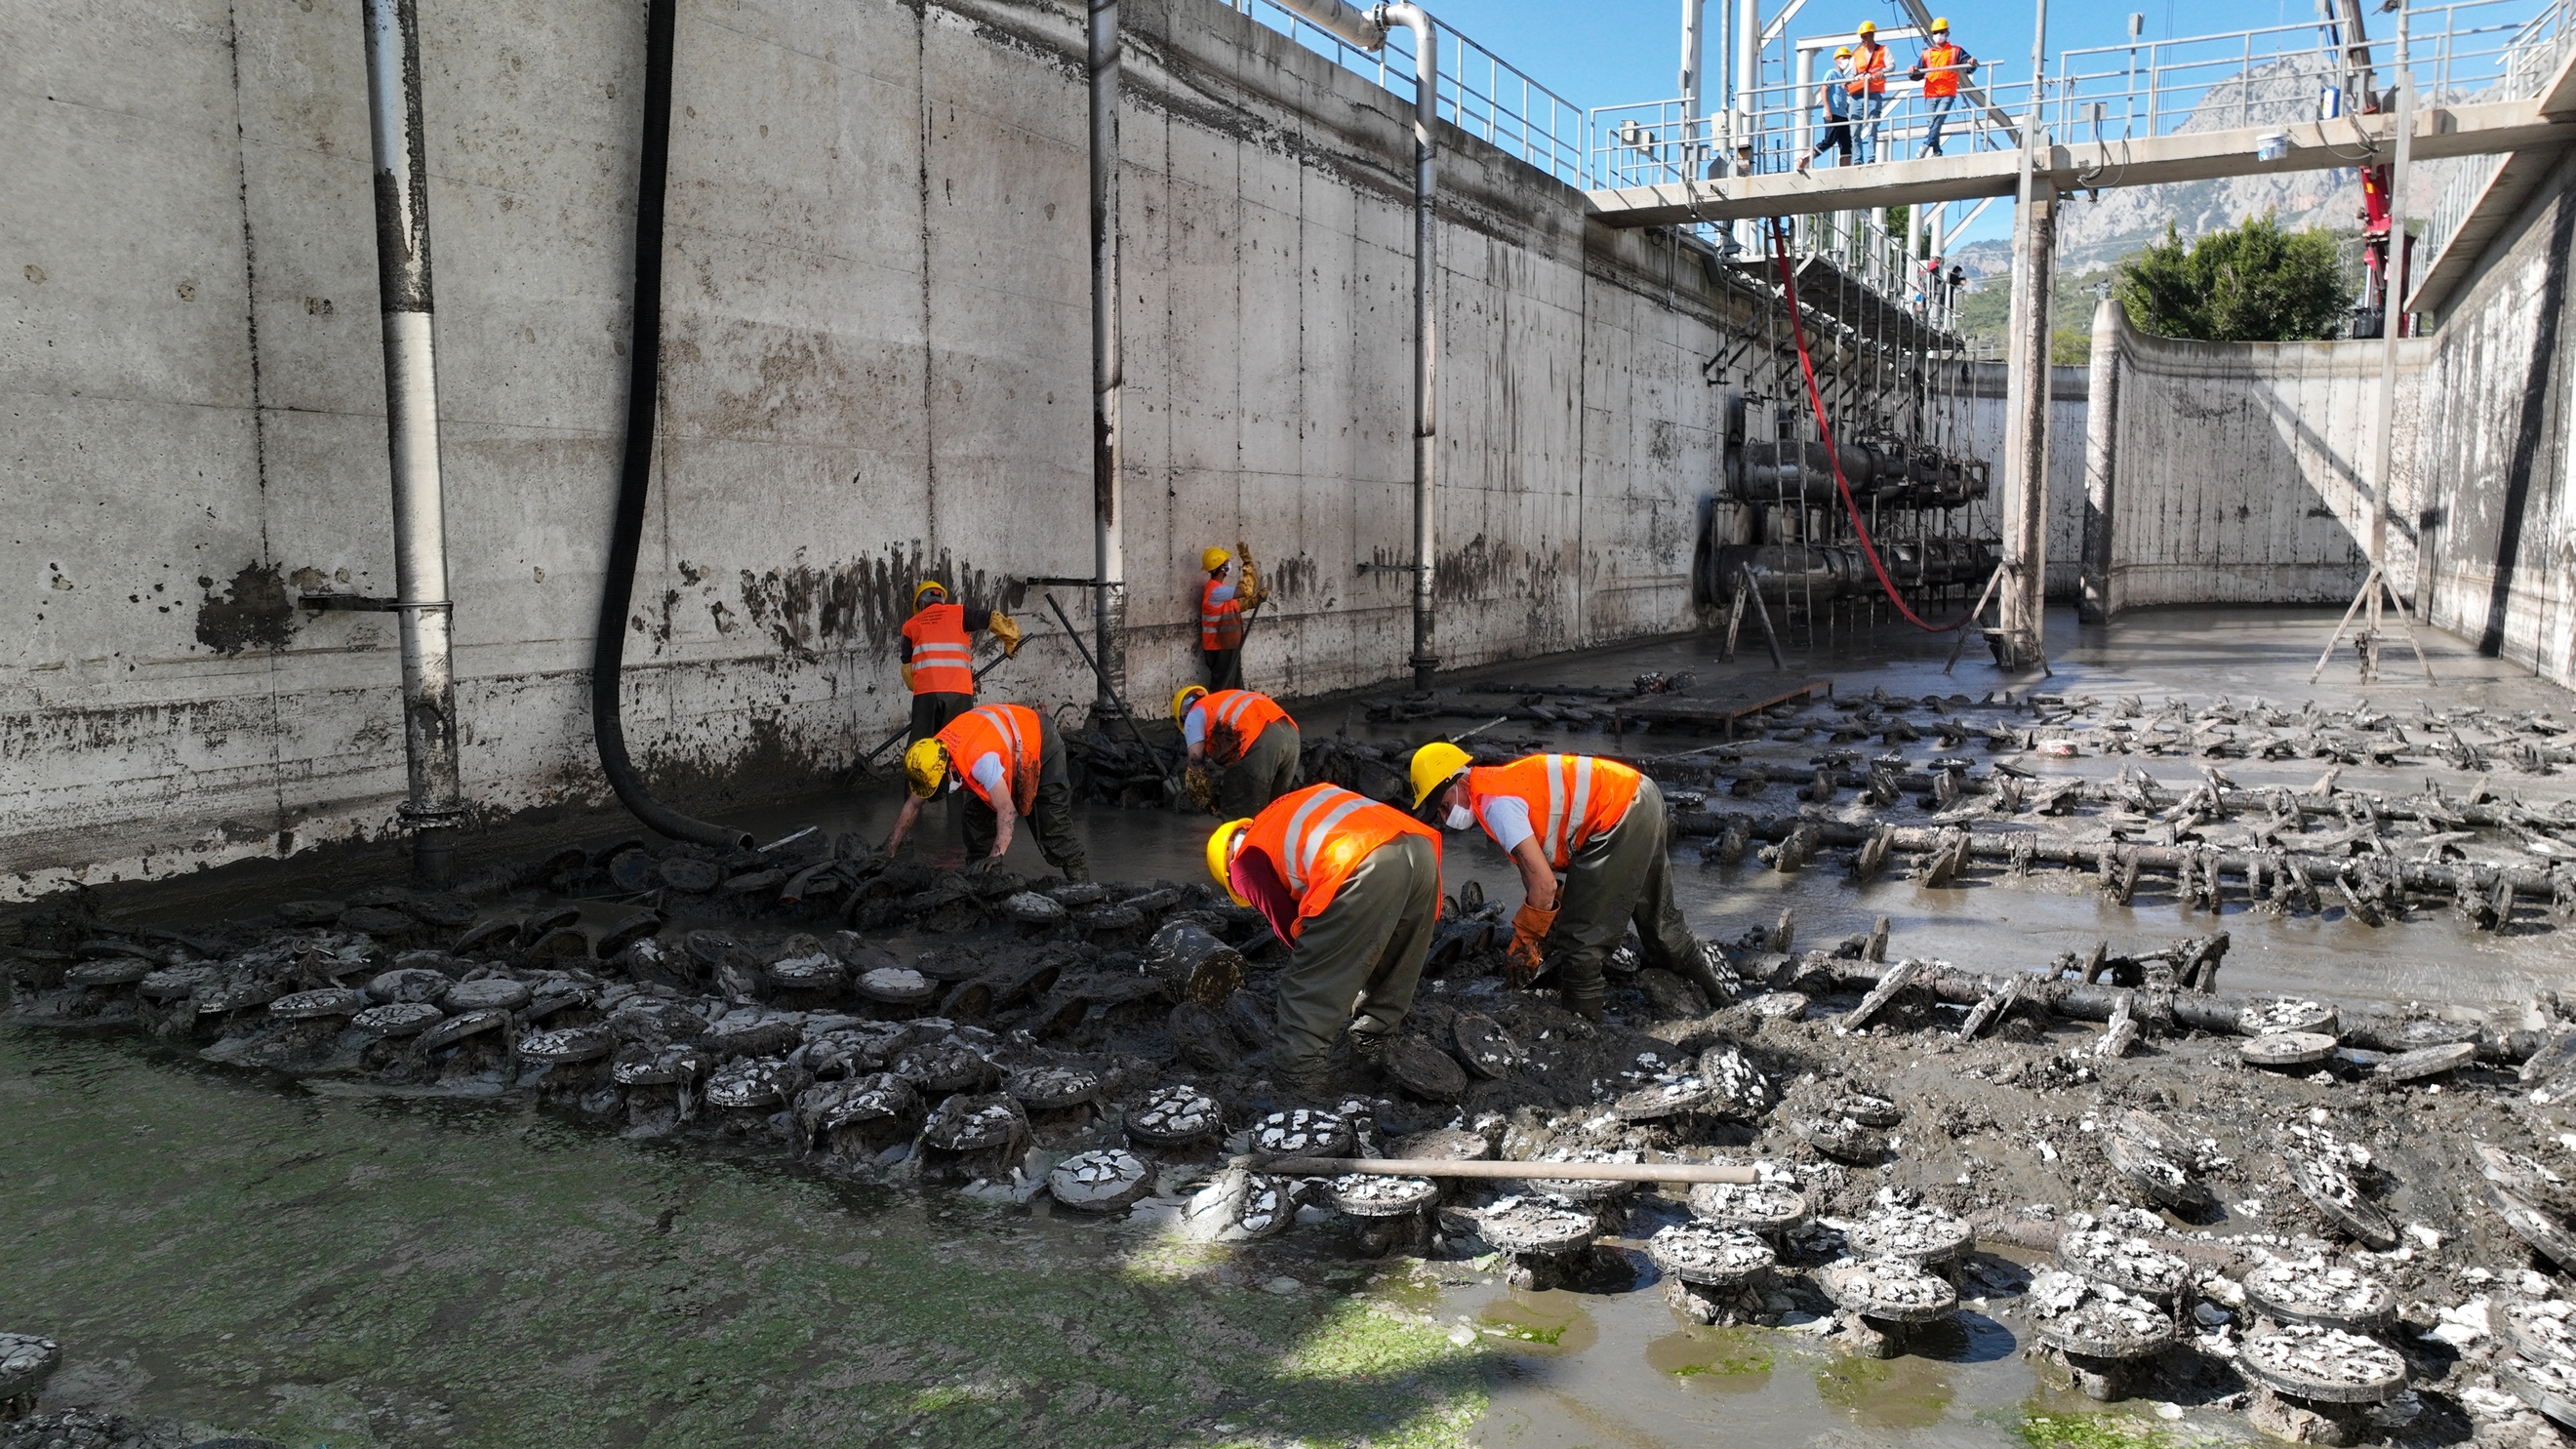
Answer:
[{"left": 1419, "top": 0, "right": 2422, "bottom": 244}]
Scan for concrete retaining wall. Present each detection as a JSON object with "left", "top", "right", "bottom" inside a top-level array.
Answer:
[
  {"left": 1955, "top": 360, "right": 2089, "bottom": 601},
  {"left": 0, "top": 0, "right": 1739, "bottom": 895}
]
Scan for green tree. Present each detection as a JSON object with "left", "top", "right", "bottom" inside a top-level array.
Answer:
[{"left": 2114, "top": 214, "right": 2355, "bottom": 342}]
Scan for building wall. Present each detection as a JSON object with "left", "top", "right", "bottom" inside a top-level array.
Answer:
[
  {"left": 1953, "top": 360, "right": 2089, "bottom": 601},
  {"left": 2092, "top": 306, "right": 2425, "bottom": 616},
  {"left": 0, "top": 0, "right": 1742, "bottom": 895},
  {"left": 2414, "top": 148, "right": 2576, "bottom": 690}
]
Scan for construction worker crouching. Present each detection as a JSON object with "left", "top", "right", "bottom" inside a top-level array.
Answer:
[
  {"left": 1173, "top": 684, "right": 1302, "bottom": 816},
  {"left": 900, "top": 581, "right": 1023, "bottom": 745},
  {"left": 1207, "top": 785, "right": 1441, "bottom": 1102},
  {"left": 886, "top": 703, "right": 1089, "bottom": 881},
  {"left": 1409, "top": 745, "right": 1730, "bottom": 1022},
  {"left": 1197, "top": 546, "right": 1263, "bottom": 691}
]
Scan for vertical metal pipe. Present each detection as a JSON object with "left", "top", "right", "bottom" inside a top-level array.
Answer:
[
  {"left": 1681, "top": 0, "right": 1707, "bottom": 169},
  {"left": 361, "top": 0, "right": 465, "bottom": 884},
  {"left": 1090, "top": 0, "right": 1126, "bottom": 714},
  {"left": 1380, "top": 4, "right": 1440, "bottom": 693}
]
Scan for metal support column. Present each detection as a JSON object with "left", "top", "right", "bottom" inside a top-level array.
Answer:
[
  {"left": 1089, "top": 0, "right": 1127, "bottom": 715},
  {"left": 2078, "top": 294, "right": 2122, "bottom": 623}
]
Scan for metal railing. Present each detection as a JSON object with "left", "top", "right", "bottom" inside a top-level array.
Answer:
[
  {"left": 1228, "top": 0, "right": 1587, "bottom": 185},
  {"left": 2414, "top": 0, "right": 2576, "bottom": 298}
]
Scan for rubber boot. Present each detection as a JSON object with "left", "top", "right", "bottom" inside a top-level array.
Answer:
[{"left": 1676, "top": 942, "right": 1737, "bottom": 1009}]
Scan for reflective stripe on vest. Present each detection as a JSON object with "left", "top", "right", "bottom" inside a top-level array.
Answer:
[
  {"left": 937, "top": 704, "right": 1041, "bottom": 814},
  {"left": 1194, "top": 689, "right": 1288, "bottom": 761},
  {"left": 1199, "top": 580, "right": 1245, "bottom": 650},
  {"left": 1469, "top": 754, "right": 1645, "bottom": 869},
  {"left": 904, "top": 603, "right": 976, "bottom": 695},
  {"left": 1922, "top": 44, "right": 1962, "bottom": 98},
  {"left": 1239, "top": 783, "right": 1439, "bottom": 937}
]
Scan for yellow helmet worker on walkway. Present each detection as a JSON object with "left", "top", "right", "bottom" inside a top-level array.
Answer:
[
  {"left": 1172, "top": 684, "right": 1303, "bottom": 817},
  {"left": 884, "top": 703, "right": 1088, "bottom": 881},
  {"left": 1908, "top": 17, "right": 1976, "bottom": 157},
  {"left": 899, "top": 581, "right": 1024, "bottom": 745},
  {"left": 1410, "top": 744, "right": 1730, "bottom": 1021},
  {"left": 1207, "top": 785, "right": 1442, "bottom": 1102}
]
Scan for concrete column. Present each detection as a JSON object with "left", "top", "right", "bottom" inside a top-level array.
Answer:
[
  {"left": 2078, "top": 295, "right": 2122, "bottom": 624},
  {"left": 1996, "top": 185, "right": 2057, "bottom": 668}
]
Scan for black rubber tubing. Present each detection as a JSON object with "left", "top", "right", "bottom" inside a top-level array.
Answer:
[{"left": 591, "top": 0, "right": 753, "bottom": 849}]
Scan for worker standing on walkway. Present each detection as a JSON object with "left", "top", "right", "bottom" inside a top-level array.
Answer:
[
  {"left": 1909, "top": 18, "right": 1975, "bottom": 157},
  {"left": 1208, "top": 785, "right": 1441, "bottom": 1101},
  {"left": 1797, "top": 47, "right": 1859, "bottom": 173},
  {"left": 899, "top": 581, "right": 1022, "bottom": 745},
  {"left": 1196, "top": 546, "right": 1264, "bottom": 691},
  {"left": 1849, "top": 20, "right": 1892, "bottom": 163},
  {"left": 1409, "top": 745, "right": 1730, "bottom": 1023},
  {"left": 887, "top": 703, "right": 1089, "bottom": 880},
  {"left": 1173, "top": 684, "right": 1304, "bottom": 816}
]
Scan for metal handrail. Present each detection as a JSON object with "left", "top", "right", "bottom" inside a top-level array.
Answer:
[{"left": 2414, "top": 0, "right": 2576, "bottom": 298}]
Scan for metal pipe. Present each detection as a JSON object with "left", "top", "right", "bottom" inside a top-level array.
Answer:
[
  {"left": 360, "top": 0, "right": 465, "bottom": 885},
  {"left": 1680, "top": 0, "right": 1708, "bottom": 171},
  {"left": 1274, "top": 0, "right": 1389, "bottom": 50},
  {"left": 591, "top": 0, "right": 754, "bottom": 850},
  {"left": 1090, "top": 0, "right": 1126, "bottom": 719},
  {"left": 1378, "top": 3, "right": 1441, "bottom": 693},
  {"left": 2078, "top": 294, "right": 2122, "bottom": 622},
  {"left": 1254, "top": 1156, "right": 1761, "bottom": 1185}
]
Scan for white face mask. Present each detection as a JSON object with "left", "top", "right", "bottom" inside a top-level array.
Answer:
[{"left": 1444, "top": 804, "right": 1474, "bottom": 830}]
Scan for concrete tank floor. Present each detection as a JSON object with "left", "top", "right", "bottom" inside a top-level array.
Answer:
[{"left": 7, "top": 604, "right": 2572, "bottom": 1449}]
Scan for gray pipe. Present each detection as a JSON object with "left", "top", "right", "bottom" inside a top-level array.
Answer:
[
  {"left": 1379, "top": 3, "right": 1439, "bottom": 694},
  {"left": 1280, "top": 0, "right": 1389, "bottom": 49},
  {"left": 1090, "top": 0, "right": 1126, "bottom": 715},
  {"left": 361, "top": 0, "right": 466, "bottom": 884}
]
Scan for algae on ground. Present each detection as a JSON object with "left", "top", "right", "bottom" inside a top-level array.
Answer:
[
  {"left": 2017, "top": 1409, "right": 2217, "bottom": 1449},
  {"left": 0, "top": 1029, "right": 1487, "bottom": 1448}
]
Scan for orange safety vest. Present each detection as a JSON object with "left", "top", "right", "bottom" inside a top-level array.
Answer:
[
  {"left": 936, "top": 704, "right": 1042, "bottom": 815},
  {"left": 1467, "top": 754, "right": 1644, "bottom": 869},
  {"left": 1189, "top": 689, "right": 1291, "bottom": 763},
  {"left": 1920, "top": 43, "right": 1964, "bottom": 99},
  {"left": 1238, "top": 784, "right": 1438, "bottom": 939},
  {"left": 1848, "top": 41, "right": 1890, "bottom": 96},
  {"left": 903, "top": 603, "right": 975, "bottom": 695},
  {"left": 1199, "top": 579, "right": 1246, "bottom": 651}
]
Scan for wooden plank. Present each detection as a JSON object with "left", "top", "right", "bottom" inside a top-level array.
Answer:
[{"left": 1611, "top": 678, "right": 1832, "bottom": 729}]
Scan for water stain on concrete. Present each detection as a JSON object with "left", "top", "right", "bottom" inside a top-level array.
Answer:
[{"left": 192, "top": 564, "right": 295, "bottom": 655}]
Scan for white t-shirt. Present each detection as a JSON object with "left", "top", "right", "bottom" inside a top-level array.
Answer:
[
  {"left": 966, "top": 751, "right": 1008, "bottom": 799},
  {"left": 1181, "top": 704, "right": 1209, "bottom": 747},
  {"left": 1474, "top": 793, "right": 1535, "bottom": 854}
]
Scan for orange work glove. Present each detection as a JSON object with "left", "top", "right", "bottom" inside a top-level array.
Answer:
[{"left": 1507, "top": 900, "right": 1558, "bottom": 988}]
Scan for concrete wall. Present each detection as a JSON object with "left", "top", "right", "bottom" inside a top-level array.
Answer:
[
  {"left": 0, "top": 0, "right": 1745, "bottom": 896},
  {"left": 2413, "top": 148, "right": 2576, "bottom": 690},
  {"left": 1954, "top": 360, "right": 2089, "bottom": 601},
  {"left": 2089, "top": 305, "right": 2425, "bottom": 616}
]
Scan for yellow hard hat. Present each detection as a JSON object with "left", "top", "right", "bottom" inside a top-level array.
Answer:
[
  {"left": 1930, "top": 16, "right": 1950, "bottom": 30},
  {"left": 911, "top": 581, "right": 946, "bottom": 608},
  {"left": 1408, "top": 741, "right": 1473, "bottom": 811},
  {"left": 1856, "top": 20, "right": 1876, "bottom": 35},
  {"left": 1835, "top": 45, "right": 1854, "bottom": 57},
  {"left": 1171, "top": 684, "right": 1208, "bottom": 720},
  {"left": 1206, "top": 820, "right": 1253, "bottom": 905},
  {"left": 902, "top": 739, "right": 950, "bottom": 799},
  {"left": 1201, "top": 546, "right": 1232, "bottom": 573}
]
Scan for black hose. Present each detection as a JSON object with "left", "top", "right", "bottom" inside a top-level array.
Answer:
[{"left": 591, "top": 0, "right": 752, "bottom": 849}]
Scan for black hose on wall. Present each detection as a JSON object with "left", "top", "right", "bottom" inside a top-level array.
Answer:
[{"left": 591, "top": 0, "right": 753, "bottom": 848}]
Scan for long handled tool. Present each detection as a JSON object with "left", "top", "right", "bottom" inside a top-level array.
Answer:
[
  {"left": 1043, "top": 592, "right": 1176, "bottom": 800},
  {"left": 1247, "top": 1155, "right": 1759, "bottom": 1185},
  {"left": 859, "top": 643, "right": 1026, "bottom": 770}
]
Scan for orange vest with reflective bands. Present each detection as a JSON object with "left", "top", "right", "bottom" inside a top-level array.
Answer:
[
  {"left": 1189, "top": 689, "right": 1290, "bottom": 762},
  {"left": 1199, "top": 580, "right": 1245, "bottom": 650},
  {"left": 1849, "top": 41, "right": 1890, "bottom": 95},
  {"left": 1921, "top": 43, "right": 1964, "bottom": 99},
  {"left": 936, "top": 704, "right": 1042, "bottom": 815},
  {"left": 1467, "top": 754, "right": 1644, "bottom": 869},
  {"left": 1239, "top": 784, "right": 1438, "bottom": 939},
  {"left": 903, "top": 603, "right": 975, "bottom": 695}
]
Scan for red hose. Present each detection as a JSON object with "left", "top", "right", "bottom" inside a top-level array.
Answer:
[{"left": 1763, "top": 217, "right": 1975, "bottom": 634}]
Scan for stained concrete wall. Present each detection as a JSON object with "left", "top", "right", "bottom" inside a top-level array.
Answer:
[
  {"left": 0, "top": 0, "right": 1744, "bottom": 895},
  {"left": 2090, "top": 308, "right": 2425, "bottom": 616},
  {"left": 1954, "top": 360, "right": 2089, "bottom": 601},
  {"left": 2413, "top": 147, "right": 2576, "bottom": 690}
]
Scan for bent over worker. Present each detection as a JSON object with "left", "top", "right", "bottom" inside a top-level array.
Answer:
[
  {"left": 899, "top": 581, "right": 1022, "bottom": 745},
  {"left": 1409, "top": 745, "right": 1726, "bottom": 1022},
  {"left": 1208, "top": 785, "right": 1441, "bottom": 1101},
  {"left": 1173, "top": 684, "right": 1303, "bottom": 816},
  {"left": 885, "top": 703, "right": 1089, "bottom": 880},
  {"left": 1196, "top": 546, "right": 1261, "bottom": 691}
]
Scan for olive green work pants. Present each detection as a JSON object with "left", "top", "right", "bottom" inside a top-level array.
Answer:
[
  {"left": 1215, "top": 721, "right": 1302, "bottom": 817},
  {"left": 1271, "top": 833, "right": 1440, "bottom": 1070},
  {"left": 1545, "top": 777, "right": 1700, "bottom": 1011}
]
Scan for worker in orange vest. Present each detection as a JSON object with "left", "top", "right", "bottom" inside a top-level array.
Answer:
[
  {"left": 1173, "top": 684, "right": 1303, "bottom": 816},
  {"left": 899, "top": 581, "right": 1022, "bottom": 745},
  {"left": 1196, "top": 546, "right": 1265, "bottom": 690},
  {"left": 887, "top": 703, "right": 1088, "bottom": 880},
  {"left": 1207, "top": 785, "right": 1441, "bottom": 1101},
  {"left": 1408, "top": 745, "right": 1728, "bottom": 1021},
  {"left": 1909, "top": 18, "right": 1975, "bottom": 157},
  {"left": 1848, "top": 20, "right": 1892, "bottom": 163}
]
